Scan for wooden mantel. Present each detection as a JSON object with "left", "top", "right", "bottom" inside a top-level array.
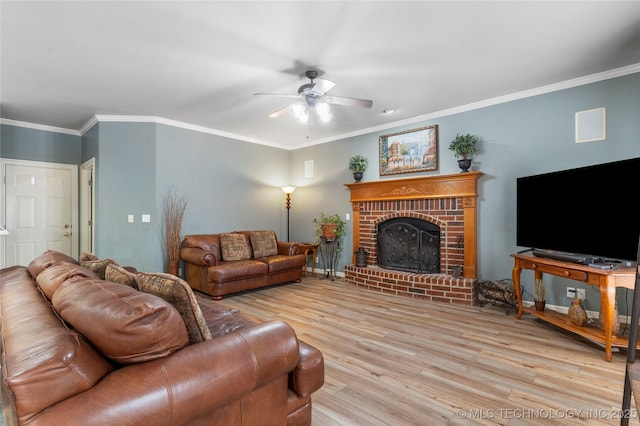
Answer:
[{"left": 345, "top": 171, "right": 483, "bottom": 278}]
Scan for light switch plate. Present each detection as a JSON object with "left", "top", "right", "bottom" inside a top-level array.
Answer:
[
  {"left": 142, "top": 214, "right": 151, "bottom": 223},
  {"left": 127, "top": 214, "right": 134, "bottom": 223}
]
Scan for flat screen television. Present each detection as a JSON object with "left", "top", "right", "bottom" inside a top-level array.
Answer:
[{"left": 516, "top": 157, "right": 640, "bottom": 265}]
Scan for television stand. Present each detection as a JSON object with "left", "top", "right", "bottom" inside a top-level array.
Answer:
[{"left": 511, "top": 251, "right": 636, "bottom": 361}]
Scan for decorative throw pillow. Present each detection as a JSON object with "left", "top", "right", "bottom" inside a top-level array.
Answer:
[
  {"left": 220, "top": 233, "right": 252, "bottom": 261},
  {"left": 79, "top": 252, "right": 99, "bottom": 262},
  {"left": 105, "top": 263, "right": 139, "bottom": 289},
  {"left": 250, "top": 231, "right": 278, "bottom": 258},
  {"left": 80, "top": 257, "right": 118, "bottom": 280},
  {"left": 137, "top": 272, "right": 213, "bottom": 344}
]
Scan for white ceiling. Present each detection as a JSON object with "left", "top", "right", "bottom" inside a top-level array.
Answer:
[{"left": 1, "top": 1, "right": 639, "bottom": 150}]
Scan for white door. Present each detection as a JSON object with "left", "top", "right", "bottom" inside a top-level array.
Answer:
[{"left": 1, "top": 159, "right": 78, "bottom": 267}]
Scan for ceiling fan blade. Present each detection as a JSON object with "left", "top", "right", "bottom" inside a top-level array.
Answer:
[
  {"left": 268, "top": 104, "right": 293, "bottom": 118},
  {"left": 254, "top": 92, "right": 301, "bottom": 100},
  {"left": 310, "top": 78, "right": 335, "bottom": 96},
  {"left": 325, "top": 96, "right": 373, "bottom": 109}
]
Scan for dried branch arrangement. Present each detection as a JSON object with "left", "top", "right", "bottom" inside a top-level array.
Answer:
[
  {"left": 163, "top": 189, "right": 188, "bottom": 266},
  {"left": 534, "top": 278, "right": 546, "bottom": 302}
]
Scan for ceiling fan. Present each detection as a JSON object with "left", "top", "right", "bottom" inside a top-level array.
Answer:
[{"left": 254, "top": 70, "right": 373, "bottom": 123}]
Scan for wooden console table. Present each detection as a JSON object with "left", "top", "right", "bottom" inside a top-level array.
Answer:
[{"left": 511, "top": 252, "right": 636, "bottom": 361}]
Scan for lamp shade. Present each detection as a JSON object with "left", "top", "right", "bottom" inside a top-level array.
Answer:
[{"left": 281, "top": 186, "right": 296, "bottom": 195}]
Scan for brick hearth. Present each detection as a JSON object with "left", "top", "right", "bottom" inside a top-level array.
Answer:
[
  {"left": 344, "top": 172, "right": 482, "bottom": 305},
  {"left": 344, "top": 265, "right": 477, "bottom": 304}
]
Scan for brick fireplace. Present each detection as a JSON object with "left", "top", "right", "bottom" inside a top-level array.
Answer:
[{"left": 344, "top": 172, "right": 482, "bottom": 305}]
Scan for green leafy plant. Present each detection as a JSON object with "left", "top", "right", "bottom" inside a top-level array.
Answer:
[
  {"left": 448, "top": 133, "right": 478, "bottom": 159},
  {"left": 348, "top": 154, "right": 368, "bottom": 173},
  {"left": 312, "top": 212, "right": 347, "bottom": 252}
]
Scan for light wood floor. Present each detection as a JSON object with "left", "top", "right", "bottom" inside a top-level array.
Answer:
[{"left": 220, "top": 276, "right": 635, "bottom": 426}]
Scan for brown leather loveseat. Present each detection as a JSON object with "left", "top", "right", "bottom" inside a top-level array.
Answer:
[
  {"left": 180, "top": 230, "right": 305, "bottom": 299},
  {"left": 0, "top": 250, "right": 324, "bottom": 425}
]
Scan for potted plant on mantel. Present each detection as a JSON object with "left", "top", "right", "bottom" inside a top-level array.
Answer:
[
  {"left": 448, "top": 133, "right": 478, "bottom": 172},
  {"left": 313, "top": 212, "right": 346, "bottom": 250},
  {"left": 534, "top": 278, "right": 546, "bottom": 312},
  {"left": 348, "top": 154, "right": 368, "bottom": 182}
]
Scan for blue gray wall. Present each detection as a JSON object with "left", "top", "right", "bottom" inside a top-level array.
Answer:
[
  {"left": 1, "top": 124, "right": 81, "bottom": 163},
  {"left": 289, "top": 72, "right": 640, "bottom": 314},
  {"left": 2, "top": 72, "right": 639, "bottom": 313}
]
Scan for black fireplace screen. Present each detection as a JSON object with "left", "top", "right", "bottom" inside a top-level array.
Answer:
[{"left": 377, "top": 218, "right": 440, "bottom": 274}]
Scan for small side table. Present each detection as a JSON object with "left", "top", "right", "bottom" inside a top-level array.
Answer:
[
  {"left": 297, "top": 243, "right": 318, "bottom": 277},
  {"left": 319, "top": 239, "right": 339, "bottom": 281}
]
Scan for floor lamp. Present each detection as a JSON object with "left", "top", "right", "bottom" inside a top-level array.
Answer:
[{"left": 281, "top": 186, "right": 296, "bottom": 242}]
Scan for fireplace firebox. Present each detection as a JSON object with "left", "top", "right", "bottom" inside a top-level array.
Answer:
[{"left": 377, "top": 218, "right": 440, "bottom": 274}]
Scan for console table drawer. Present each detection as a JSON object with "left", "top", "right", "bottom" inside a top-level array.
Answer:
[{"left": 520, "top": 260, "right": 588, "bottom": 281}]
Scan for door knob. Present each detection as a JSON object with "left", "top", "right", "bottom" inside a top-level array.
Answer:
[{"left": 64, "top": 232, "right": 71, "bottom": 237}]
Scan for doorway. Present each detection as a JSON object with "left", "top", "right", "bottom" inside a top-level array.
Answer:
[
  {"left": 0, "top": 159, "right": 78, "bottom": 268},
  {"left": 80, "top": 158, "right": 95, "bottom": 255}
]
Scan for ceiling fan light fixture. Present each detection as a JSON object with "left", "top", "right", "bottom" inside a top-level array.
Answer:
[
  {"left": 292, "top": 103, "right": 309, "bottom": 125},
  {"left": 316, "top": 102, "right": 332, "bottom": 124}
]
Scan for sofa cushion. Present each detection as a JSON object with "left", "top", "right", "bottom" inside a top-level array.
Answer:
[
  {"left": 220, "top": 233, "right": 252, "bottom": 261},
  {"left": 80, "top": 257, "right": 118, "bottom": 280},
  {"left": 105, "top": 263, "right": 139, "bottom": 289},
  {"left": 181, "top": 234, "right": 222, "bottom": 258},
  {"left": 36, "top": 261, "right": 100, "bottom": 300},
  {"left": 208, "top": 259, "right": 269, "bottom": 283},
  {"left": 137, "top": 272, "right": 213, "bottom": 344},
  {"left": 259, "top": 254, "right": 306, "bottom": 273},
  {"left": 0, "top": 266, "right": 114, "bottom": 421},
  {"left": 250, "top": 231, "right": 278, "bottom": 258},
  {"left": 52, "top": 278, "right": 189, "bottom": 364},
  {"left": 27, "top": 250, "right": 79, "bottom": 279}
]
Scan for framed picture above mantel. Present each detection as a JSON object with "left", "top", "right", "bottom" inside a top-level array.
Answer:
[{"left": 379, "top": 125, "right": 438, "bottom": 176}]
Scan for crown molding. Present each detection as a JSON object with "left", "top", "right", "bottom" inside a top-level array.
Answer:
[
  {"left": 2, "top": 63, "right": 638, "bottom": 148},
  {"left": 0, "top": 118, "right": 81, "bottom": 136},
  {"left": 327, "top": 63, "right": 640, "bottom": 144},
  {"left": 79, "top": 115, "right": 289, "bottom": 150}
]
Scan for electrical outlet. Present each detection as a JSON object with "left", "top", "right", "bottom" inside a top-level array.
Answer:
[
  {"left": 576, "top": 288, "right": 586, "bottom": 300},
  {"left": 567, "top": 287, "right": 576, "bottom": 298}
]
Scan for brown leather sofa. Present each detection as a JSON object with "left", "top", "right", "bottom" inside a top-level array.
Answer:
[
  {"left": 180, "top": 231, "right": 305, "bottom": 299},
  {"left": 0, "top": 250, "right": 324, "bottom": 425}
]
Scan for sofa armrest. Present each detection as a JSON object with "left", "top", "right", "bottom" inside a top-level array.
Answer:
[
  {"left": 289, "top": 340, "right": 325, "bottom": 398},
  {"left": 31, "top": 321, "right": 299, "bottom": 425},
  {"left": 180, "top": 247, "right": 218, "bottom": 266},
  {"left": 278, "top": 241, "right": 300, "bottom": 256}
]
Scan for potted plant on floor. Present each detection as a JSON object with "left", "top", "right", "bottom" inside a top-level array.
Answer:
[
  {"left": 348, "top": 154, "right": 368, "bottom": 182},
  {"left": 448, "top": 133, "right": 478, "bottom": 172},
  {"left": 313, "top": 212, "right": 346, "bottom": 247},
  {"left": 534, "top": 278, "right": 546, "bottom": 311}
]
